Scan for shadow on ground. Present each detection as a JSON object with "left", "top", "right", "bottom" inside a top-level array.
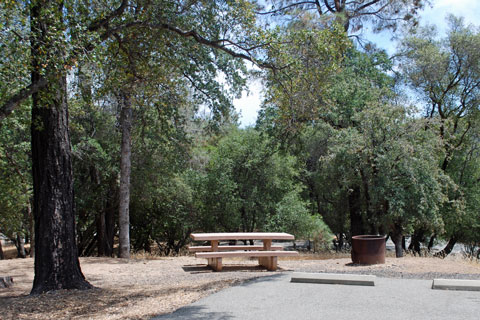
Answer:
[
  {"left": 152, "top": 305, "right": 234, "bottom": 320},
  {"left": 182, "top": 264, "right": 291, "bottom": 273}
]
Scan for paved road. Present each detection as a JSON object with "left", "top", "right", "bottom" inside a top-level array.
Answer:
[{"left": 153, "top": 273, "right": 480, "bottom": 320}]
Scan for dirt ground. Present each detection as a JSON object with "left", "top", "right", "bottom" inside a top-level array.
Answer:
[{"left": 1, "top": 253, "right": 480, "bottom": 320}]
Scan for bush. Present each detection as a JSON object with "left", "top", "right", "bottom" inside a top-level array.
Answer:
[{"left": 266, "top": 191, "right": 332, "bottom": 249}]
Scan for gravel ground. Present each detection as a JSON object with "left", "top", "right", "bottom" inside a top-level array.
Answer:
[{"left": 1, "top": 254, "right": 479, "bottom": 319}]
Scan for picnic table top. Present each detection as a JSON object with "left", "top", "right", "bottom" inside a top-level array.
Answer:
[{"left": 190, "top": 232, "right": 294, "bottom": 241}]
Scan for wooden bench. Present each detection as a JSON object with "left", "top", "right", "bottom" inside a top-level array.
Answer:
[{"left": 189, "top": 232, "right": 298, "bottom": 271}]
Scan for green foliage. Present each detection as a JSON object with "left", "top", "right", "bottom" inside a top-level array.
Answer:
[
  {"left": 400, "top": 15, "right": 480, "bottom": 242},
  {"left": 200, "top": 128, "right": 303, "bottom": 233},
  {"left": 266, "top": 190, "right": 332, "bottom": 244},
  {"left": 259, "top": 21, "right": 350, "bottom": 135},
  {"left": 0, "top": 101, "right": 31, "bottom": 239}
]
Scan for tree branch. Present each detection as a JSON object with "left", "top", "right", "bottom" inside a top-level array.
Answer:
[
  {"left": 153, "top": 23, "right": 277, "bottom": 70},
  {"left": 0, "top": 1, "right": 129, "bottom": 121},
  {"left": 87, "top": 0, "right": 128, "bottom": 32},
  {"left": 255, "top": 1, "right": 317, "bottom": 15},
  {"left": 0, "top": 77, "right": 48, "bottom": 121}
]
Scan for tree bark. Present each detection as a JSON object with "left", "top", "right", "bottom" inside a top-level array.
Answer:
[
  {"left": 30, "top": 0, "right": 91, "bottom": 294},
  {"left": 118, "top": 92, "right": 133, "bottom": 259},
  {"left": 434, "top": 236, "right": 457, "bottom": 258}
]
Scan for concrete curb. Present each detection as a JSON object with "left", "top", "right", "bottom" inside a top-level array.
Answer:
[
  {"left": 432, "top": 279, "right": 480, "bottom": 291},
  {"left": 290, "top": 272, "right": 375, "bottom": 286}
]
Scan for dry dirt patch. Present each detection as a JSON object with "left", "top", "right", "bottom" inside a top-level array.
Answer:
[{"left": 1, "top": 255, "right": 479, "bottom": 319}]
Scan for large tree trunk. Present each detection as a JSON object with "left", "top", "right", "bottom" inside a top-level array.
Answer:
[
  {"left": 30, "top": 0, "right": 91, "bottom": 294},
  {"left": 348, "top": 186, "right": 365, "bottom": 236},
  {"left": 434, "top": 236, "right": 457, "bottom": 258},
  {"left": 118, "top": 92, "right": 132, "bottom": 259}
]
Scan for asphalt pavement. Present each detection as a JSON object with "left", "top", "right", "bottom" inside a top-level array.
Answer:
[{"left": 153, "top": 273, "right": 480, "bottom": 320}]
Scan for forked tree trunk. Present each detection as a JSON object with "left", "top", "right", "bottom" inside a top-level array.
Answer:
[
  {"left": 408, "top": 228, "right": 425, "bottom": 255},
  {"left": 30, "top": 0, "right": 91, "bottom": 294},
  {"left": 118, "top": 92, "right": 132, "bottom": 259}
]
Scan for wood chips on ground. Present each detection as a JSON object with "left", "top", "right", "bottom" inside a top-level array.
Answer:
[{"left": 1, "top": 254, "right": 479, "bottom": 320}]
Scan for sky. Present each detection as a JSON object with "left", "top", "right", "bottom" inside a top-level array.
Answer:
[{"left": 233, "top": 0, "right": 480, "bottom": 127}]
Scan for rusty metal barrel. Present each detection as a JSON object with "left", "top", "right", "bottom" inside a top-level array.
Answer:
[{"left": 351, "top": 235, "right": 386, "bottom": 265}]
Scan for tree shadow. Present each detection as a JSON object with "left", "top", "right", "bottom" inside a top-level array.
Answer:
[
  {"left": 152, "top": 305, "right": 234, "bottom": 320},
  {"left": 345, "top": 262, "right": 366, "bottom": 267},
  {"left": 1, "top": 283, "right": 239, "bottom": 320},
  {"left": 182, "top": 264, "right": 290, "bottom": 273}
]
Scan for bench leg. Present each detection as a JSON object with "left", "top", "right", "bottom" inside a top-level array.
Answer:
[{"left": 208, "top": 257, "right": 222, "bottom": 271}]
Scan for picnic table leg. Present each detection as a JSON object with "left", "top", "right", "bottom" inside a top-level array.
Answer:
[
  {"left": 209, "top": 257, "right": 222, "bottom": 271},
  {"left": 258, "top": 239, "right": 273, "bottom": 269},
  {"left": 208, "top": 240, "right": 222, "bottom": 271},
  {"left": 266, "top": 257, "right": 277, "bottom": 271}
]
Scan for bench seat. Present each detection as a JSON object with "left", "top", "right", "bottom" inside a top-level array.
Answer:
[
  {"left": 188, "top": 245, "right": 284, "bottom": 252},
  {"left": 195, "top": 250, "right": 298, "bottom": 258},
  {"left": 195, "top": 250, "right": 298, "bottom": 271}
]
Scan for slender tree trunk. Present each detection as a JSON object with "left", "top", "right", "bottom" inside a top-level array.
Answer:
[
  {"left": 28, "top": 202, "right": 34, "bottom": 257},
  {"left": 348, "top": 186, "right": 364, "bottom": 236},
  {"left": 96, "top": 211, "right": 107, "bottom": 256},
  {"left": 16, "top": 234, "right": 27, "bottom": 258},
  {"left": 434, "top": 236, "right": 457, "bottom": 258},
  {"left": 0, "top": 240, "right": 4, "bottom": 260},
  {"left": 105, "top": 197, "right": 116, "bottom": 256},
  {"left": 390, "top": 223, "right": 403, "bottom": 258},
  {"left": 118, "top": 92, "right": 132, "bottom": 259},
  {"left": 30, "top": 0, "right": 91, "bottom": 294},
  {"left": 427, "top": 234, "right": 436, "bottom": 252}
]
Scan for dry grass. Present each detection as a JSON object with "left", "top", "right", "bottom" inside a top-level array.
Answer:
[{"left": 1, "top": 249, "right": 479, "bottom": 320}]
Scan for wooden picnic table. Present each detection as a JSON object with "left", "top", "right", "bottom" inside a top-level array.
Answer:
[{"left": 189, "top": 232, "right": 298, "bottom": 271}]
